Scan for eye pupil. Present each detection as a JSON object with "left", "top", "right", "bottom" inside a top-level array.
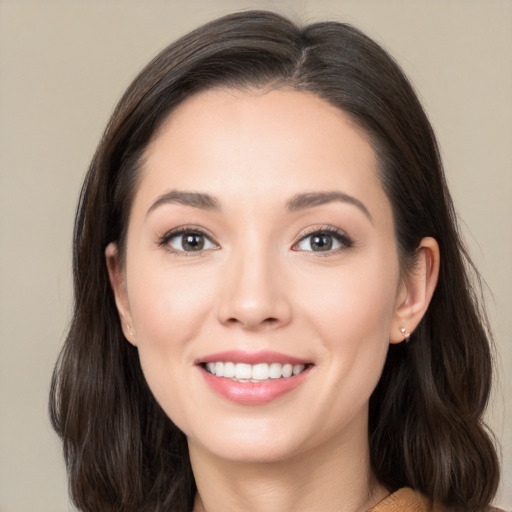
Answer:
[
  {"left": 182, "top": 234, "right": 204, "bottom": 251},
  {"left": 311, "top": 234, "right": 333, "bottom": 251}
]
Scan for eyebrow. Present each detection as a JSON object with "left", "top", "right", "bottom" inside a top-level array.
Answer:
[
  {"left": 146, "top": 190, "right": 221, "bottom": 216},
  {"left": 146, "top": 189, "right": 372, "bottom": 222},
  {"left": 286, "top": 191, "right": 373, "bottom": 222}
]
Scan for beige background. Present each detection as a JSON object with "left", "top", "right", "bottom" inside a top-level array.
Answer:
[{"left": 0, "top": 1, "right": 510, "bottom": 511}]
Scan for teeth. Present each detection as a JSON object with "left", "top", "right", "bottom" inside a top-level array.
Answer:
[
  {"left": 223, "top": 361, "right": 236, "bottom": 378},
  {"left": 293, "top": 364, "right": 304, "bottom": 376},
  {"left": 269, "top": 362, "right": 281, "bottom": 379},
  {"left": 235, "top": 363, "right": 252, "bottom": 379},
  {"left": 282, "top": 363, "right": 293, "bottom": 378},
  {"left": 204, "top": 362, "right": 307, "bottom": 380},
  {"left": 252, "top": 363, "right": 269, "bottom": 380}
]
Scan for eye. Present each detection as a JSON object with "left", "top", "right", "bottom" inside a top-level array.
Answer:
[
  {"left": 160, "top": 228, "right": 218, "bottom": 253},
  {"left": 294, "top": 228, "right": 353, "bottom": 253}
]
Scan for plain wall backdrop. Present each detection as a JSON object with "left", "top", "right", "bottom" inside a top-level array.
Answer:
[{"left": 0, "top": 1, "right": 510, "bottom": 511}]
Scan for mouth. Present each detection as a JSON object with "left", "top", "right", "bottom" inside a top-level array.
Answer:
[
  {"left": 196, "top": 351, "right": 313, "bottom": 405},
  {"left": 202, "top": 361, "right": 309, "bottom": 382}
]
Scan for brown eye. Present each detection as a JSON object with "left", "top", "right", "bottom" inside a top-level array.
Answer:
[
  {"left": 182, "top": 233, "right": 205, "bottom": 251},
  {"left": 294, "top": 229, "right": 353, "bottom": 252},
  {"left": 166, "top": 231, "right": 217, "bottom": 252}
]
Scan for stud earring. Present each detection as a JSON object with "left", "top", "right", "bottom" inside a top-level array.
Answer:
[
  {"left": 400, "top": 327, "right": 411, "bottom": 342},
  {"left": 127, "top": 324, "right": 135, "bottom": 337}
]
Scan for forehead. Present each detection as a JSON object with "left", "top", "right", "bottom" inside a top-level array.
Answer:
[{"left": 136, "top": 87, "right": 389, "bottom": 218}]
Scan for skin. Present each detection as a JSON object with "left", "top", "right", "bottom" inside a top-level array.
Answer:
[{"left": 106, "top": 88, "right": 439, "bottom": 512}]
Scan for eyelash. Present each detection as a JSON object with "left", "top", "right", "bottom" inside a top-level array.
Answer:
[
  {"left": 292, "top": 226, "right": 354, "bottom": 255},
  {"left": 158, "top": 226, "right": 219, "bottom": 256},
  {"left": 157, "top": 225, "right": 354, "bottom": 256}
]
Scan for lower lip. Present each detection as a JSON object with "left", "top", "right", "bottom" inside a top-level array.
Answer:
[{"left": 199, "top": 367, "right": 311, "bottom": 405}]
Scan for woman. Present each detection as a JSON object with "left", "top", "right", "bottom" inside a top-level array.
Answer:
[{"left": 49, "top": 10, "right": 501, "bottom": 512}]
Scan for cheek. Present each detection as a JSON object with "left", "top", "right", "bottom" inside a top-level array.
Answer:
[
  {"left": 291, "top": 261, "right": 398, "bottom": 431},
  {"left": 128, "top": 260, "right": 215, "bottom": 343},
  {"left": 125, "top": 258, "right": 218, "bottom": 395},
  {"left": 297, "top": 255, "right": 399, "bottom": 345},
  {"left": 125, "top": 260, "right": 220, "bottom": 426},
  {"left": 295, "top": 254, "right": 399, "bottom": 401}
]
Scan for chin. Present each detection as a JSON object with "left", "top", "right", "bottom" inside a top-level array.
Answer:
[{"left": 186, "top": 415, "right": 313, "bottom": 464}]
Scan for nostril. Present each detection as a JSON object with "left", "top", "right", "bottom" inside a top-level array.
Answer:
[{"left": 224, "top": 316, "right": 279, "bottom": 327}]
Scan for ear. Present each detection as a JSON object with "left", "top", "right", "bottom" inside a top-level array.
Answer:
[
  {"left": 389, "top": 237, "right": 440, "bottom": 344},
  {"left": 105, "top": 242, "right": 137, "bottom": 345}
]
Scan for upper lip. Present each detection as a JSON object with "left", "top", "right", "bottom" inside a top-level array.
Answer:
[{"left": 195, "top": 350, "right": 311, "bottom": 366}]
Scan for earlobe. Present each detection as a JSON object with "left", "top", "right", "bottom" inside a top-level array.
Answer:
[
  {"left": 390, "top": 237, "right": 440, "bottom": 344},
  {"left": 105, "top": 242, "right": 137, "bottom": 345}
]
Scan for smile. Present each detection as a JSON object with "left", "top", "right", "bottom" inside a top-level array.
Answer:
[
  {"left": 197, "top": 351, "right": 313, "bottom": 405},
  {"left": 203, "top": 361, "right": 307, "bottom": 382}
]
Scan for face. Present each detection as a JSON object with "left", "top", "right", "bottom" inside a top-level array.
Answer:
[{"left": 108, "top": 88, "right": 411, "bottom": 464}]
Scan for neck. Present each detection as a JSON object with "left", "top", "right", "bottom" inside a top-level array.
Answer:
[{"left": 189, "top": 417, "right": 388, "bottom": 512}]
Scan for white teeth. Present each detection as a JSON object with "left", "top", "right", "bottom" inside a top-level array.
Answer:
[
  {"left": 252, "top": 363, "right": 269, "bottom": 380},
  {"left": 269, "top": 362, "right": 282, "bottom": 379},
  {"left": 282, "top": 363, "right": 293, "bottom": 378},
  {"left": 235, "top": 363, "right": 252, "bottom": 379},
  {"left": 204, "top": 361, "right": 308, "bottom": 380},
  {"left": 223, "top": 361, "right": 236, "bottom": 378},
  {"left": 293, "top": 364, "right": 305, "bottom": 376}
]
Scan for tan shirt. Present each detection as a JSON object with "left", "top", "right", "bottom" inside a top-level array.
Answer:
[{"left": 369, "top": 488, "right": 505, "bottom": 512}]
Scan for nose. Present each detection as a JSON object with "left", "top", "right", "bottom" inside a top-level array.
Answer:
[{"left": 216, "top": 246, "right": 292, "bottom": 331}]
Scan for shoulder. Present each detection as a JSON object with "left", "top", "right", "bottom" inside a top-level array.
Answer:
[
  {"left": 368, "top": 488, "right": 441, "bottom": 512},
  {"left": 368, "top": 488, "right": 508, "bottom": 512}
]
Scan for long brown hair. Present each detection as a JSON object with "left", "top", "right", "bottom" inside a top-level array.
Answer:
[{"left": 49, "top": 10, "right": 500, "bottom": 512}]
